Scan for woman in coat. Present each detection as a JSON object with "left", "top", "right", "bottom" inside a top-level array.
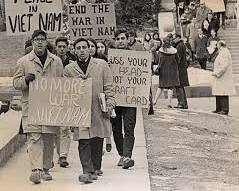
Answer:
[
  {"left": 153, "top": 37, "right": 180, "bottom": 108},
  {"left": 212, "top": 40, "right": 236, "bottom": 115}
]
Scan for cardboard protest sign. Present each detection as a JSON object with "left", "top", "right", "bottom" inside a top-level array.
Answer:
[
  {"left": 5, "top": 0, "right": 63, "bottom": 35},
  {"left": 28, "top": 77, "right": 92, "bottom": 127},
  {"left": 158, "top": 12, "right": 175, "bottom": 38},
  {"left": 108, "top": 49, "right": 152, "bottom": 108},
  {"left": 201, "top": 0, "right": 225, "bottom": 13},
  {"left": 67, "top": 3, "right": 116, "bottom": 39}
]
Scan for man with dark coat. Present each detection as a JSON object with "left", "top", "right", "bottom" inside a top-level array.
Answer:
[
  {"left": 173, "top": 34, "right": 189, "bottom": 109},
  {"left": 194, "top": 28, "right": 209, "bottom": 70},
  {"left": 202, "top": 12, "right": 220, "bottom": 38}
]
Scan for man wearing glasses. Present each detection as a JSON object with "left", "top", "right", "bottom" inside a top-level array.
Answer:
[{"left": 13, "top": 30, "right": 63, "bottom": 184}]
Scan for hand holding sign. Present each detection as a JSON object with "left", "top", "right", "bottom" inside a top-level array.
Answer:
[{"left": 25, "top": 73, "right": 35, "bottom": 85}]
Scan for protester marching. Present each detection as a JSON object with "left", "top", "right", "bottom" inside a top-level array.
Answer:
[{"left": 0, "top": 0, "right": 237, "bottom": 188}]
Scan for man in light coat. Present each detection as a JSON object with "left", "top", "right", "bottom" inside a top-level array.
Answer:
[
  {"left": 212, "top": 40, "right": 236, "bottom": 115},
  {"left": 54, "top": 36, "right": 76, "bottom": 168},
  {"left": 13, "top": 30, "right": 63, "bottom": 184},
  {"left": 63, "top": 38, "right": 115, "bottom": 184}
]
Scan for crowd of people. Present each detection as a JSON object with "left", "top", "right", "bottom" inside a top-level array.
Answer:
[
  {"left": 175, "top": 0, "right": 228, "bottom": 70},
  {"left": 10, "top": 0, "right": 236, "bottom": 186}
]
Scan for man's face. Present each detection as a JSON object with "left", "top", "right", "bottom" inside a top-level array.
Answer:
[
  {"left": 56, "top": 41, "right": 68, "bottom": 57},
  {"left": 208, "top": 13, "right": 213, "bottom": 20},
  {"left": 75, "top": 41, "right": 90, "bottom": 61},
  {"left": 32, "top": 34, "right": 47, "bottom": 55},
  {"left": 200, "top": 3, "right": 205, "bottom": 8},
  {"left": 115, "top": 33, "right": 129, "bottom": 49}
]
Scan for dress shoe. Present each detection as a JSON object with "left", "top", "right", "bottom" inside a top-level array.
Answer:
[
  {"left": 59, "top": 157, "right": 69, "bottom": 168},
  {"left": 42, "top": 169, "right": 52, "bottom": 181},
  {"left": 79, "top": 174, "right": 94, "bottom": 184},
  {"left": 106, "top": 144, "right": 112, "bottom": 152},
  {"left": 217, "top": 111, "right": 228, "bottom": 115},
  {"left": 122, "top": 157, "right": 135, "bottom": 169},
  {"left": 95, "top": 170, "right": 103, "bottom": 176},
  {"left": 29, "top": 169, "right": 41, "bottom": 184}
]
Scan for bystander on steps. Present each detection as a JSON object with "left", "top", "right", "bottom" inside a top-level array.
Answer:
[{"left": 219, "top": 27, "right": 239, "bottom": 93}]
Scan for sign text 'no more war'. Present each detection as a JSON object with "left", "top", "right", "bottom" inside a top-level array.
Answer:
[
  {"left": 68, "top": 3, "right": 116, "bottom": 39},
  {"left": 108, "top": 49, "right": 152, "bottom": 108},
  {"left": 28, "top": 77, "right": 92, "bottom": 127},
  {"left": 5, "top": 0, "right": 63, "bottom": 35}
]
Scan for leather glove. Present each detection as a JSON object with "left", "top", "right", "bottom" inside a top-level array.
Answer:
[{"left": 25, "top": 73, "right": 35, "bottom": 85}]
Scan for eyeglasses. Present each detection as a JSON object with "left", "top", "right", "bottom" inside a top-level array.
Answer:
[
  {"left": 34, "top": 38, "right": 46, "bottom": 42},
  {"left": 116, "top": 37, "right": 126, "bottom": 41}
]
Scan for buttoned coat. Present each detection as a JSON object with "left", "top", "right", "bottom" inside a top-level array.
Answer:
[
  {"left": 212, "top": 47, "right": 236, "bottom": 96},
  {"left": 13, "top": 50, "right": 63, "bottom": 133},
  {"left": 63, "top": 57, "right": 115, "bottom": 140}
]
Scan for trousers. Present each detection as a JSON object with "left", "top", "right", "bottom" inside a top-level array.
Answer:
[
  {"left": 27, "top": 133, "right": 54, "bottom": 170},
  {"left": 176, "top": 87, "right": 188, "bottom": 108},
  {"left": 216, "top": 96, "right": 229, "bottom": 113},
  {"left": 111, "top": 106, "right": 136, "bottom": 158},
  {"left": 56, "top": 127, "right": 71, "bottom": 158},
  {"left": 78, "top": 137, "right": 104, "bottom": 174}
]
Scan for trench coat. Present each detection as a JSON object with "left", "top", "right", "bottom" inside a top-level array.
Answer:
[
  {"left": 195, "top": 34, "right": 209, "bottom": 60},
  {"left": 63, "top": 57, "right": 115, "bottom": 140},
  {"left": 158, "top": 47, "right": 180, "bottom": 88},
  {"left": 175, "top": 40, "right": 189, "bottom": 87},
  {"left": 212, "top": 47, "right": 236, "bottom": 96},
  {"left": 13, "top": 50, "right": 63, "bottom": 133}
]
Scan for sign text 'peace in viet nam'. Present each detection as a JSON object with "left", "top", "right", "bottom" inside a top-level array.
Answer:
[
  {"left": 28, "top": 77, "right": 92, "bottom": 127},
  {"left": 108, "top": 49, "right": 152, "bottom": 108},
  {"left": 68, "top": 3, "right": 116, "bottom": 39},
  {"left": 5, "top": 0, "right": 63, "bottom": 35}
]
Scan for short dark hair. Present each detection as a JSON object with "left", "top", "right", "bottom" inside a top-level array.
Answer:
[
  {"left": 115, "top": 29, "right": 129, "bottom": 39},
  {"left": 32, "top": 29, "right": 47, "bottom": 40},
  {"left": 128, "top": 30, "right": 137, "bottom": 38},
  {"left": 87, "top": 38, "right": 97, "bottom": 48},
  {"left": 73, "top": 38, "right": 90, "bottom": 48},
  {"left": 55, "top": 36, "right": 69, "bottom": 46}
]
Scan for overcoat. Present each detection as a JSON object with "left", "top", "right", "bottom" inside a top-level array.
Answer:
[
  {"left": 175, "top": 40, "right": 190, "bottom": 87},
  {"left": 13, "top": 50, "right": 63, "bottom": 133},
  {"left": 195, "top": 34, "right": 209, "bottom": 60},
  {"left": 158, "top": 47, "right": 180, "bottom": 88},
  {"left": 63, "top": 57, "right": 115, "bottom": 140},
  {"left": 212, "top": 47, "right": 236, "bottom": 96}
]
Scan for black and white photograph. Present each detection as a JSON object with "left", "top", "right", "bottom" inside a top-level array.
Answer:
[{"left": 0, "top": 0, "right": 239, "bottom": 190}]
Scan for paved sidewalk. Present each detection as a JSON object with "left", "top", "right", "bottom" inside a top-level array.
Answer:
[{"left": 0, "top": 109, "right": 150, "bottom": 191}]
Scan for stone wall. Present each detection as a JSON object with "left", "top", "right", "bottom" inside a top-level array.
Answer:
[{"left": 0, "top": 33, "right": 25, "bottom": 77}]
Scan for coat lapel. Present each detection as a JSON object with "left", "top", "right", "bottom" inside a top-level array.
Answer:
[
  {"left": 43, "top": 53, "right": 54, "bottom": 72},
  {"left": 85, "top": 58, "right": 96, "bottom": 77},
  {"left": 28, "top": 50, "right": 54, "bottom": 73}
]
